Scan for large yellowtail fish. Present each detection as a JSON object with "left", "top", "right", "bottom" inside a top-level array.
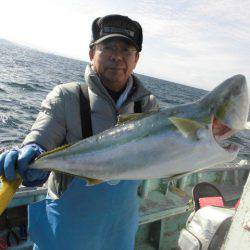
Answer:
[{"left": 0, "top": 75, "right": 249, "bottom": 215}]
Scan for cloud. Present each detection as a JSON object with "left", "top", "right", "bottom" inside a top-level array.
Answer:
[
  {"left": 134, "top": 1, "right": 250, "bottom": 89},
  {"left": 0, "top": 0, "right": 249, "bottom": 90}
]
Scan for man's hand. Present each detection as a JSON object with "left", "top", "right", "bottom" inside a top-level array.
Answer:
[
  {"left": 0, "top": 144, "right": 49, "bottom": 186},
  {"left": 0, "top": 149, "right": 19, "bottom": 181}
]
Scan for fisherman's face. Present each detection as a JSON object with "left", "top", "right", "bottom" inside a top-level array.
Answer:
[{"left": 89, "top": 39, "right": 139, "bottom": 92}]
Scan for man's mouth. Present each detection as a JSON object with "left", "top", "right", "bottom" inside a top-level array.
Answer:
[
  {"left": 109, "top": 67, "right": 124, "bottom": 70},
  {"left": 212, "top": 116, "right": 239, "bottom": 153}
]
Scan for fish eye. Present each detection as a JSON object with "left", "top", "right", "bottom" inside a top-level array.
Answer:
[{"left": 196, "top": 128, "right": 207, "bottom": 140}]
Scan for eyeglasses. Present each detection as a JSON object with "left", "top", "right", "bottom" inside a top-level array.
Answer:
[{"left": 96, "top": 45, "right": 137, "bottom": 57}]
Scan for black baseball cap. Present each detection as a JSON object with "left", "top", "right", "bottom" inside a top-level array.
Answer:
[{"left": 89, "top": 14, "right": 143, "bottom": 52}]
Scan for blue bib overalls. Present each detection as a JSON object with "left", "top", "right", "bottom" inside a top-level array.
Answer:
[{"left": 29, "top": 178, "right": 141, "bottom": 250}]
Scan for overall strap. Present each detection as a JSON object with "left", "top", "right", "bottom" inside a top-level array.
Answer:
[
  {"left": 79, "top": 84, "right": 93, "bottom": 139},
  {"left": 134, "top": 100, "right": 142, "bottom": 113},
  {"left": 48, "top": 84, "right": 93, "bottom": 199},
  {"left": 79, "top": 84, "right": 142, "bottom": 137}
]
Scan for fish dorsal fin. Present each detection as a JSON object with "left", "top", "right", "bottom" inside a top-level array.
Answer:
[
  {"left": 85, "top": 177, "right": 103, "bottom": 186},
  {"left": 117, "top": 113, "right": 144, "bottom": 124},
  {"left": 169, "top": 117, "right": 204, "bottom": 138},
  {"left": 117, "top": 108, "right": 160, "bottom": 125}
]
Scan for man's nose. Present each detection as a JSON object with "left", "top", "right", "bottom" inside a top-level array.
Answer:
[{"left": 109, "top": 49, "right": 123, "bottom": 61}]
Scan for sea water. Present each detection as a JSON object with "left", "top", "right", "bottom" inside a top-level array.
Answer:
[{"left": 0, "top": 39, "right": 249, "bottom": 159}]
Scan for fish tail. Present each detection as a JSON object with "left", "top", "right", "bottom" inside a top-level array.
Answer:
[{"left": 0, "top": 176, "right": 22, "bottom": 215}]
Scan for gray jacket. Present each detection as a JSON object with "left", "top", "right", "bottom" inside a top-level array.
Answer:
[{"left": 23, "top": 65, "right": 158, "bottom": 197}]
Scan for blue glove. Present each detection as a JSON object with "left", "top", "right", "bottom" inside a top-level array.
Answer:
[
  {"left": 0, "top": 144, "right": 49, "bottom": 187},
  {"left": 0, "top": 150, "right": 18, "bottom": 180}
]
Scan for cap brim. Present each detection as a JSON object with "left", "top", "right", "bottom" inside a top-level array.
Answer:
[{"left": 92, "top": 34, "right": 139, "bottom": 51}]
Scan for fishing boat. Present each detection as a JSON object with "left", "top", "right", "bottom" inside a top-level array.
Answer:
[{"left": 0, "top": 159, "right": 249, "bottom": 250}]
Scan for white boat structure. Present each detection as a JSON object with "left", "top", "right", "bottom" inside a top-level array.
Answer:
[{"left": 223, "top": 170, "right": 250, "bottom": 250}]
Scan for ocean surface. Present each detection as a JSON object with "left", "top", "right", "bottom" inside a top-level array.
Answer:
[{"left": 0, "top": 38, "right": 250, "bottom": 160}]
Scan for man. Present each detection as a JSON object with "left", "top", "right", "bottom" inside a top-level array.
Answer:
[{"left": 0, "top": 14, "right": 158, "bottom": 249}]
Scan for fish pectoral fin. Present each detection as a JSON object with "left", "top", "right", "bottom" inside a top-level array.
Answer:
[
  {"left": 169, "top": 117, "right": 204, "bottom": 138},
  {"left": 0, "top": 175, "right": 22, "bottom": 215},
  {"left": 84, "top": 177, "right": 103, "bottom": 186}
]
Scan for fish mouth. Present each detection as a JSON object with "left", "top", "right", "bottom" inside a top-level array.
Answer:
[{"left": 212, "top": 116, "right": 239, "bottom": 153}]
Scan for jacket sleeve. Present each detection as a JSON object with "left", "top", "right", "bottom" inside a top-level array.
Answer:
[{"left": 22, "top": 85, "right": 67, "bottom": 151}]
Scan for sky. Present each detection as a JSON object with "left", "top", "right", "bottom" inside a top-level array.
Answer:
[{"left": 0, "top": 0, "right": 249, "bottom": 90}]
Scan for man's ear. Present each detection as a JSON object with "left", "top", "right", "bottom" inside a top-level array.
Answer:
[
  {"left": 133, "top": 52, "right": 140, "bottom": 68},
  {"left": 89, "top": 48, "right": 94, "bottom": 60},
  {"left": 135, "top": 52, "right": 140, "bottom": 63}
]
